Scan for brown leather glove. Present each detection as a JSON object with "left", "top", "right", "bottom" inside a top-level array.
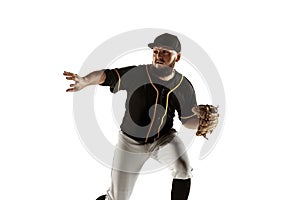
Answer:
[{"left": 192, "top": 105, "right": 219, "bottom": 139}]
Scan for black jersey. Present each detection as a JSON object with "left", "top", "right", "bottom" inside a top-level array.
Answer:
[{"left": 100, "top": 64, "right": 197, "bottom": 143}]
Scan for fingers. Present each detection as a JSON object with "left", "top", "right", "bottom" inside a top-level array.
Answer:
[
  {"left": 66, "top": 82, "right": 81, "bottom": 92},
  {"left": 66, "top": 86, "right": 78, "bottom": 92},
  {"left": 66, "top": 88, "right": 74, "bottom": 92},
  {"left": 64, "top": 71, "right": 80, "bottom": 92},
  {"left": 63, "top": 71, "right": 78, "bottom": 81},
  {"left": 66, "top": 76, "right": 75, "bottom": 80},
  {"left": 63, "top": 71, "right": 76, "bottom": 76}
]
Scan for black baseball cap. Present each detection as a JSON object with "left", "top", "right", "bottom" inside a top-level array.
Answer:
[{"left": 148, "top": 33, "right": 181, "bottom": 53}]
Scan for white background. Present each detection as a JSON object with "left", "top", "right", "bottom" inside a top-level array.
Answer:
[{"left": 1, "top": 0, "right": 299, "bottom": 200}]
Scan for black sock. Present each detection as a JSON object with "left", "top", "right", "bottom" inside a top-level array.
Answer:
[
  {"left": 171, "top": 178, "right": 191, "bottom": 200},
  {"left": 96, "top": 194, "right": 106, "bottom": 200}
]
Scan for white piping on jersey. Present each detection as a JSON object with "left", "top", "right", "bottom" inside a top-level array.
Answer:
[
  {"left": 156, "top": 74, "right": 183, "bottom": 139},
  {"left": 145, "top": 65, "right": 159, "bottom": 143},
  {"left": 114, "top": 69, "right": 121, "bottom": 92},
  {"left": 180, "top": 113, "right": 197, "bottom": 119},
  {"left": 145, "top": 65, "right": 184, "bottom": 142}
]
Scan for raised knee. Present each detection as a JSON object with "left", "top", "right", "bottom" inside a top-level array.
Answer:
[{"left": 171, "top": 164, "right": 193, "bottom": 179}]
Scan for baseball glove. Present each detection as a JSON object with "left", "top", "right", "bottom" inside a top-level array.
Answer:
[{"left": 192, "top": 104, "right": 219, "bottom": 139}]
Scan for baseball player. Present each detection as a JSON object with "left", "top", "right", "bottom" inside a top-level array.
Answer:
[{"left": 63, "top": 33, "right": 218, "bottom": 200}]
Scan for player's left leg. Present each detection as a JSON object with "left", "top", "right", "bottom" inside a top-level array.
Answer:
[
  {"left": 150, "top": 133, "right": 192, "bottom": 200},
  {"left": 171, "top": 178, "right": 191, "bottom": 200}
]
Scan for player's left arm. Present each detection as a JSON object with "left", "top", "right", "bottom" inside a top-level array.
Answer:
[
  {"left": 182, "top": 104, "right": 218, "bottom": 129},
  {"left": 178, "top": 78, "right": 219, "bottom": 137},
  {"left": 177, "top": 77, "right": 199, "bottom": 129},
  {"left": 182, "top": 116, "right": 199, "bottom": 129}
]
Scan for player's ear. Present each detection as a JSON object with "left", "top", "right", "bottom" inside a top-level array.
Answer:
[{"left": 175, "top": 53, "right": 181, "bottom": 62}]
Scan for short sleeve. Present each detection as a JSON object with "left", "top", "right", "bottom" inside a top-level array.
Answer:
[
  {"left": 100, "top": 65, "right": 136, "bottom": 93},
  {"left": 176, "top": 77, "right": 198, "bottom": 123}
]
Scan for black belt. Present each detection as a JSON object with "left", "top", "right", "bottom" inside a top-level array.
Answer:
[
  {"left": 122, "top": 132, "right": 157, "bottom": 144},
  {"left": 122, "top": 128, "right": 176, "bottom": 144}
]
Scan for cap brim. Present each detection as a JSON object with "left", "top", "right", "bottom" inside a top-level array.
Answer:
[
  {"left": 148, "top": 43, "right": 176, "bottom": 52},
  {"left": 148, "top": 43, "right": 155, "bottom": 49}
]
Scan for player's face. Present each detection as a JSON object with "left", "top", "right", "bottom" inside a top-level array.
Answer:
[{"left": 152, "top": 47, "right": 179, "bottom": 69}]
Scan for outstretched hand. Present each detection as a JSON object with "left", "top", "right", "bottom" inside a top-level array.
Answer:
[{"left": 63, "top": 71, "right": 87, "bottom": 92}]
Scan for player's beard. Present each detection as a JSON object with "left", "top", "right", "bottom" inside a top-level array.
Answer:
[{"left": 150, "top": 60, "right": 176, "bottom": 78}]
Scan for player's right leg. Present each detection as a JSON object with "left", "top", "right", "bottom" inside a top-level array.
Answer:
[{"left": 105, "top": 132, "right": 150, "bottom": 200}]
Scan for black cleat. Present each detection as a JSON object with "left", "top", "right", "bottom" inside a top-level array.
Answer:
[{"left": 96, "top": 194, "right": 106, "bottom": 200}]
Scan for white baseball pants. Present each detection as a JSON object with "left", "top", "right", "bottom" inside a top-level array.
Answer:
[{"left": 106, "top": 131, "right": 192, "bottom": 200}]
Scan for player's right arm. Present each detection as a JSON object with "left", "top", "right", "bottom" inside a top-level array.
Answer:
[{"left": 63, "top": 70, "right": 106, "bottom": 92}]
